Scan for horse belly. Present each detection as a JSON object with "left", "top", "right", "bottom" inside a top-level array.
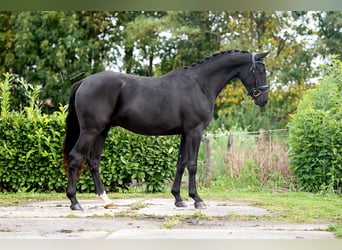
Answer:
[
  {"left": 112, "top": 104, "right": 182, "bottom": 136},
  {"left": 114, "top": 116, "right": 181, "bottom": 136}
]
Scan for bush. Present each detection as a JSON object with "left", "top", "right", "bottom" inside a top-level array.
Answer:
[
  {"left": 0, "top": 74, "right": 67, "bottom": 192},
  {"left": 0, "top": 73, "right": 179, "bottom": 193},
  {"left": 77, "top": 128, "right": 179, "bottom": 193},
  {"left": 287, "top": 57, "right": 342, "bottom": 193},
  {"left": 100, "top": 129, "right": 178, "bottom": 192}
]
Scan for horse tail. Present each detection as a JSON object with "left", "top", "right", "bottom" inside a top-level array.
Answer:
[{"left": 62, "top": 80, "right": 84, "bottom": 178}]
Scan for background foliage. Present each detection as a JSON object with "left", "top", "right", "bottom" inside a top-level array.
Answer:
[
  {"left": 1, "top": 11, "right": 341, "bottom": 129},
  {"left": 287, "top": 58, "right": 342, "bottom": 193}
]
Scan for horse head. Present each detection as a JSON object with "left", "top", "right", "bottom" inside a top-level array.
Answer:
[{"left": 239, "top": 51, "right": 270, "bottom": 107}]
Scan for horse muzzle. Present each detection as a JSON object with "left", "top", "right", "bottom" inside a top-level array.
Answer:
[{"left": 250, "top": 86, "right": 269, "bottom": 106}]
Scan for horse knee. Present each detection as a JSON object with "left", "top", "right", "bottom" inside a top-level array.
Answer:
[
  {"left": 87, "top": 157, "right": 100, "bottom": 171},
  {"left": 187, "top": 161, "right": 197, "bottom": 175},
  {"left": 176, "top": 162, "right": 187, "bottom": 174},
  {"left": 69, "top": 148, "right": 85, "bottom": 163}
]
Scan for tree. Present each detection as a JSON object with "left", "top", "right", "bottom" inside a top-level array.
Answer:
[
  {"left": 0, "top": 11, "right": 117, "bottom": 109},
  {"left": 165, "top": 11, "right": 222, "bottom": 71},
  {"left": 0, "top": 12, "right": 14, "bottom": 74},
  {"left": 122, "top": 11, "right": 168, "bottom": 76},
  {"left": 314, "top": 11, "right": 342, "bottom": 58},
  {"left": 119, "top": 11, "right": 222, "bottom": 76},
  {"left": 212, "top": 11, "right": 318, "bottom": 129},
  {"left": 0, "top": 10, "right": 337, "bottom": 131}
]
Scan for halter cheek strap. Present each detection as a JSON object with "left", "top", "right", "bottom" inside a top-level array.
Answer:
[
  {"left": 250, "top": 54, "right": 256, "bottom": 72},
  {"left": 248, "top": 54, "right": 268, "bottom": 98}
]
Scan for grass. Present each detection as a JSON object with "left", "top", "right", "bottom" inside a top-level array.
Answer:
[
  {"left": 198, "top": 184, "right": 342, "bottom": 238},
  {"left": 327, "top": 225, "right": 342, "bottom": 238},
  {"left": 0, "top": 191, "right": 166, "bottom": 207},
  {"left": 130, "top": 200, "right": 147, "bottom": 210},
  {"left": 163, "top": 217, "right": 181, "bottom": 229},
  {"left": 198, "top": 188, "right": 341, "bottom": 223}
]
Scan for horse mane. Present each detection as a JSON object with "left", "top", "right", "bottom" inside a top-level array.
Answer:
[{"left": 183, "top": 49, "right": 250, "bottom": 69}]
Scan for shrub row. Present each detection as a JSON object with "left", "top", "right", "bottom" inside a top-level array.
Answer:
[
  {"left": 0, "top": 74, "right": 179, "bottom": 193},
  {"left": 0, "top": 110, "right": 67, "bottom": 192},
  {"left": 80, "top": 128, "right": 179, "bottom": 193},
  {"left": 287, "top": 58, "right": 342, "bottom": 193}
]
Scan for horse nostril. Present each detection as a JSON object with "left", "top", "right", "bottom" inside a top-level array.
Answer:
[{"left": 264, "top": 100, "right": 268, "bottom": 105}]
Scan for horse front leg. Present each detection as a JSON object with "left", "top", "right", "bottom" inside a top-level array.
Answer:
[
  {"left": 186, "top": 130, "right": 206, "bottom": 209},
  {"left": 171, "top": 135, "right": 188, "bottom": 207}
]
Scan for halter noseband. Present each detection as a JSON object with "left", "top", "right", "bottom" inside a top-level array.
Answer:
[{"left": 248, "top": 54, "right": 268, "bottom": 98}]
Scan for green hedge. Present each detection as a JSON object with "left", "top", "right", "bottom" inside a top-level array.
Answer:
[
  {"left": 81, "top": 129, "right": 178, "bottom": 193},
  {"left": 287, "top": 58, "right": 342, "bottom": 193},
  {"left": 0, "top": 110, "right": 67, "bottom": 192},
  {"left": 0, "top": 73, "right": 179, "bottom": 193}
]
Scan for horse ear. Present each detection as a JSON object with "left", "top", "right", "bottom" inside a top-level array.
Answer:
[{"left": 255, "top": 51, "right": 270, "bottom": 61}]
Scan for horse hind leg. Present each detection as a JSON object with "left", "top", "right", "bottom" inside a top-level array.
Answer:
[
  {"left": 86, "top": 128, "right": 114, "bottom": 209},
  {"left": 67, "top": 129, "right": 100, "bottom": 210}
]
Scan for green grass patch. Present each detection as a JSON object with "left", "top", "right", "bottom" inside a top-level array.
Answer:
[
  {"left": 163, "top": 217, "right": 181, "bottom": 229},
  {"left": 0, "top": 192, "right": 67, "bottom": 206},
  {"left": 130, "top": 200, "right": 147, "bottom": 210},
  {"left": 0, "top": 191, "right": 166, "bottom": 207},
  {"left": 327, "top": 225, "right": 342, "bottom": 238},
  {"left": 199, "top": 189, "right": 341, "bottom": 223},
  {"left": 64, "top": 213, "right": 78, "bottom": 218}
]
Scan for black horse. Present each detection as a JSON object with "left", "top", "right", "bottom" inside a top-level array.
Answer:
[{"left": 63, "top": 49, "right": 270, "bottom": 210}]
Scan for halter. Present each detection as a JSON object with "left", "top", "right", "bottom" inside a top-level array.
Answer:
[{"left": 248, "top": 54, "right": 268, "bottom": 98}]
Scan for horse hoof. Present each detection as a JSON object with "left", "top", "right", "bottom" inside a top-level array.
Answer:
[
  {"left": 104, "top": 202, "right": 115, "bottom": 209},
  {"left": 175, "top": 200, "right": 187, "bottom": 207},
  {"left": 70, "top": 203, "right": 83, "bottom": 211},
  {"left": 194, "top": 201, "right": 207, "bottom": 209}
]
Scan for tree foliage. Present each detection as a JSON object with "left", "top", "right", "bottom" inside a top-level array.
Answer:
[
  {"left": 0, "top": 11, "right": 338, "bottom": 129},
  {"left": 0, "top": 11, "right": 116, "bottom": 108},
  {"left": 314, "top": 11, "right": 342, "bottom": 58}
]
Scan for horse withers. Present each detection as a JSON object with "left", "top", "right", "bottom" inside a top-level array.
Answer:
[{"left": 63, "top": 49, "right": 270, "bottom": 210}]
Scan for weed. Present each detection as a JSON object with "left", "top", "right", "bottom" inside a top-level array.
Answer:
[
  {"left": 91, "top": 213, "right": 113, "bottom": 218},
  {"left": 114, "top": 209, "right": 132, "bottom": 217},
  {"left": 102, "top": 213, "right": 113, "bottom": 218},
  {"left": 64, "top": 213, "right": 78, "bottom": 218},
  {"left": 130, "top": 200, "right": 146, "bottom": 210},
  {"left": 192, "top": 211, "right": 209, "bottom": 219},
  {"left": 163, "top": 217, "right": 180, "bottom": 229}
]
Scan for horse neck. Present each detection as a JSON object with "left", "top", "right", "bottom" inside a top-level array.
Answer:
[{"left": 191, "top": 52, "right": 251, "bottom": 101}]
